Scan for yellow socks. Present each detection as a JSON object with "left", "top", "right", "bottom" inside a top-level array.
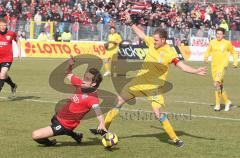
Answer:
[
  {"left": 160, "top": 114, "right": 178, "bottom": 141},
  {"left": 221, "top": 91, "right": 230, "bottom": 104},
  {"left": 104, "top": 63, "right": 110, "bottom": 73},
  {"left": 104, "top": 108, "right": 119, "bottom": 129}
]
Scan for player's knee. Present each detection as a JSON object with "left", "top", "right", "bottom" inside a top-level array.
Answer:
[
  {"left": 214, "top": 82, "right": 221, "bottom": 90},
  {"left": 0, "top": 74, "right": 7, "bottom": 79},
  {"left": 32, "top": 131, "right": 41, "bottom": 140},
  {"left": 117, "top": 96, "right": 126, "bottom": 105},
  {"left": 0, "top": 69, "right": 8, "bottom": 78},
  {"left": 152, "top": 107, "right": 163, "bottom": 119},
  {"left": 214, "top": 85, "right": 220, "bottom": 91},
  {"left": 154, "top": 111, "right": 160, "bottom": 119},
  {"left": 114, "top": 104, "right": 122, "bottom": 110}
]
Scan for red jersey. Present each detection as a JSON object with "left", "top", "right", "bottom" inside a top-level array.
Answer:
[
  {"left": 56, "top": 75, "right": 100, "bottom": 130},
  {"left": 0, "top": 30, "right": 17, "bottom": 63}
]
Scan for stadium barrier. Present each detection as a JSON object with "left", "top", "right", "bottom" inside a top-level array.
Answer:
[
  {"left": 14, "top": 40, "right": 240, "bottom": 61},
  {"left": 11, "top": 19, "right": 240, "bottom": 61},
  {"left": 17, "top": 40, "right": 107, "bottom": 58},
  {"left": 11, "top": 20, "right": 240, "bottom": 45}
]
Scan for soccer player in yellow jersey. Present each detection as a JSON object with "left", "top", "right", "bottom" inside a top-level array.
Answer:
[
  {"left": 103, "top": 26, "right": 122, "bottom": 76},
  {"left": 91, "top": 13, "right": 207, "bottom": 147},
  {"left": 204, "top": 27, "right": 238, "bottom": 111}
]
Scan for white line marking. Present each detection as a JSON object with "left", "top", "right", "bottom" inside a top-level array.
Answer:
[
  {"left": 1, "top": 90, "right": 52, "bottom": 94},
  {"left": 0, "top": 96, "right": 57, "bottom": 104},
  {"left": 190, "top": 114, "right": 240, "bottom": 121},
  {"left": 175, "top": 100, "right": 210, "bottom": 105},
  {"left": 0, "top": 96, "right": 239, "bottom": 122}
]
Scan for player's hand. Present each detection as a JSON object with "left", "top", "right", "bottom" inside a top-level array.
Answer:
[
  {"left": 97, "top": 123, "right": 108, "bottom": 134},
  {"left": 204, "top": 59, "right": 208, "bottom": 64},
  {"left": 196, "top": 67, "right": 207, "bottom": 76},
  {"left": 69, "top": 55, "right": 75, "bottom": 66},
  {"left": 89, "top": 128, "right": 107, "bottom": 136}
]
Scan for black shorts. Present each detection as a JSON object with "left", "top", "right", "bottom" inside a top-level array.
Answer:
[
  {"left": 0, "top": 62, "right": 12, "bottom": 70},
  {"left": 50, "top": 116, "right": 73, "bottom": 136}
]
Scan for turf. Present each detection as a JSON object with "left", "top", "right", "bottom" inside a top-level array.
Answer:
[{"left": 0, "top": 58, "right": 240, "bottom": 158}]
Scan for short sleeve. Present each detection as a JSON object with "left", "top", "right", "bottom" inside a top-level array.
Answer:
[
  {"left": 171, "top": 57, "right": 180, "bottom": 66},
  {"left": 167, "top": 47, "right": 178, "bottom": 64},
  {"left": 88, "top": 96, "right": 100, "bottom": 108}
]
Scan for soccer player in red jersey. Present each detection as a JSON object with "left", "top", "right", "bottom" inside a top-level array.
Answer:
[
  {"left": 0, "top": 18, "right": 18, "bottom": 96},
  {"left": 32, "top": 57, "right": 107, "bottom": 146}
]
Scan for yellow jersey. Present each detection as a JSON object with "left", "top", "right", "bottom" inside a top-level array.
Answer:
[
  {"left": 204, "top": 39, "right": 238, "bottom": 69},
  {"left": 135, "top": 36, "right": 178, "bottom": 85},
  {"left": 106, "top": 32, "right": 122, "bottom": 58},
  {"left": 108, "top": 32, "right": 122, "bottom": 49}
]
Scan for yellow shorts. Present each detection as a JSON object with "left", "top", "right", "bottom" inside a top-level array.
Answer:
[
  {"left": 105, "top": 47, "right": 118, "bottom": 59},
  {"left": 121, "top": 79, "right": 165, "bottom": 109},
  {"left": 212, "top": 68, "right": 226, "bottom": 82}
]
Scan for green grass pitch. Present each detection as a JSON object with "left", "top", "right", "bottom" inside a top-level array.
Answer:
[{"left": 0, "top": 58, "right": 240, "bottom": 158}]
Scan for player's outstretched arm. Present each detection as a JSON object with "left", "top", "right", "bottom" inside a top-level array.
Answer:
[
  {"left": 65, "top": 55, "right": 75, "bottom": 80},
  {"left": 176, "top": 61, "right": 207, "bottom": 76},
  {"left": 93, "top": 105, "right": 108, "bottom": 133},
  {"left": 125, "top": 12, "right": 146, "bottom": 40}
]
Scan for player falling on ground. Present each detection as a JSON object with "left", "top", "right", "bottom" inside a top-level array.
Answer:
[
  {"left": 0, "top": 18, "right": 18, "bottom": 96},
  {"left": 204, "top": 27, "right": 238, "bottom": 112},
  {"left": 90, "top": 12, "right": 207, "bottom": 147},
  {"left": 32, "top": 57, "right": 107, "bottom": 146}
]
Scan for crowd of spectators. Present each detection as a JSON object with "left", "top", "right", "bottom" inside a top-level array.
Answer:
[{"left": 1, "top": 0, "right": 240, "bottom": 41}]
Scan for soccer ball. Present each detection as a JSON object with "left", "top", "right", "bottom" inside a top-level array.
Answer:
[{"left": 102, "top": 132, "right": 118, "bottom": 148}]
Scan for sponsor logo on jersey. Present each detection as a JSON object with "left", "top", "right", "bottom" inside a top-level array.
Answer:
[
  {"left": 0, "top": 41, "right": 8, "bottom": 46},
  {"left": 158, "top": 52, "right": 165, "bottom": 63},
  {"left": 220, "top": 45, "right": 225, "bottom": 52},
  {"left": 6, "top": 36, "right": 11, "bottom": 40}
]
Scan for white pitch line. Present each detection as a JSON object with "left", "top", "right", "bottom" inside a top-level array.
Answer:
[
  {"left": 1, "top": 89, "right": 52, "bottom": 94},
  {"left": 0, "top": 96, "right": 57, "bottom": 104},
  {"left": 190, "top": 114, "right": 240, "bottom": 121},
  {"left": 0, "top": 90, "right": 216, "bottom": 106},
  {"left": 175, "top": 100, "right": 210, "bottom": 105},
  {"left": 0, "top": 96, "right": 240, "bottom": 122},
  {"left": 0, "top": 91, "right": 218, "bottom": 106}
]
